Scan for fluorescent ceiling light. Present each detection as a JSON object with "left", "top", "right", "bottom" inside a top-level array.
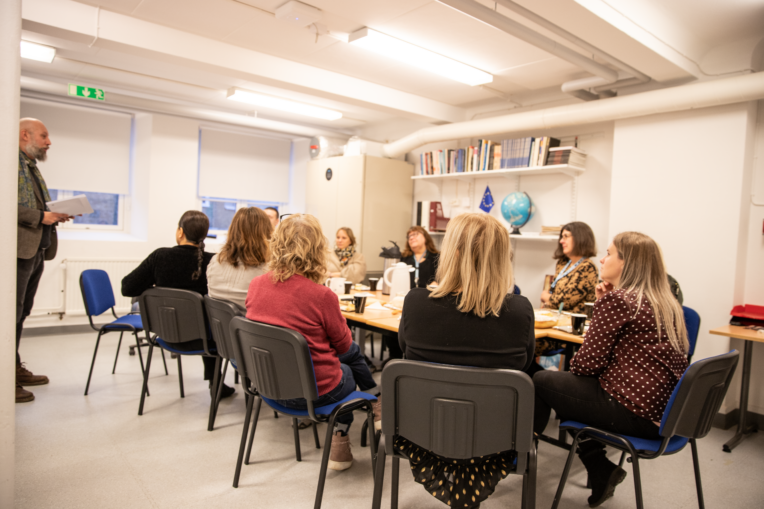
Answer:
[
  {"left": 348, "top": 28, "right": 492, "bottom": 86},
  {"left": 20, "top": 41, "right": 56, "bottom": 63},
  {"left": 226, "top": 88, "right": 342, "bottom": 121}
]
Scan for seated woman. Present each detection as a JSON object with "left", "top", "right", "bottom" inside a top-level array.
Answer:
[
  {"left": 325, "top": 226, "right": 366, "bottom": 284},
  {"left": 400, "top": 226, "right": 439, "bottom": 288},
  {"left": 533, "top": 232, "right": 689, "bottom": 508},
  {"left": 541, "top": 221, "right": 598, "bottom": 313},
  {"left": 397, "top": 212, "right": 535, "bottom": 509},
  {"left": 207, "top": 207, "right": 272, "bottom": 309},
  {"left": 122, "top": 210, "right": 234, "bottom": 398},
  {"left": 245, "top": 214, "right": 379, "bottom": 471}
]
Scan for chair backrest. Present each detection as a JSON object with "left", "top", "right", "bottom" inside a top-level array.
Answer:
[
  {"left": 229, "top": 317, "right": 320, "bottom": 414},
  {"left": 381, "top": 360, "right": 535, "bottom": 471},
  {"left": 513, "top": 284, "right": 521, "bottom": 295},
  {"left": 683, "top": 306, "right": 701, "bottom": 358},
  {"left": 659, "top": 350, "right": 739, "bottom": 440},
  {"left": 138, "top": 288, "right": 208, "bottom": 347},
  {"left": 79, "top": 269, "right": 116, "bottom": 317},
  {"left": 204, "top": 296, "right": 244, "bottom": 361}
]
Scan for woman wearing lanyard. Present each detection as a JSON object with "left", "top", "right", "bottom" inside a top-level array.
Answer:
[
  {"left": 541, "top": 221, "right": 598, "bottom": 313},
  {"left": 400, "top": 226, "right": 439, "bottom": 288}
]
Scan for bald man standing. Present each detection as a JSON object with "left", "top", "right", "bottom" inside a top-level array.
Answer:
[{"left": 16, "top": 118, "right": 71, "bottom": 403}]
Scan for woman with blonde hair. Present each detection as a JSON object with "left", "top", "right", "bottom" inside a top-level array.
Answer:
[
  {"left": 396, "top": 213, "right": 535, "bottom": 509},
  {"left": 534, "top": 231, "right": 689, "bottom": 507},
  {"left": 245, "top": 214, "right": 379, "bottom": 471},
  {"left": 401, "top": 225, "right": 440, "bottom": 288},
  {"left": 207, "top": 207, "right": 272, "bottom": 308},
  {"left": 326, "top": 226, "right": 366, "bottom": 284}
]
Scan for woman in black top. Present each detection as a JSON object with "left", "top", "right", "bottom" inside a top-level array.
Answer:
[
  {"left": 400, "top": 225, "right": 439, "bottom": 288},
  {"left": 122, "top": 210, "right": 233, "bottom": 397},
  {"left": 397, "top": 213, "right": 535, "bottom": 509}
]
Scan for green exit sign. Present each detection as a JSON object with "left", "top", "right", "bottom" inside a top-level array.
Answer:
[{"left": 68, "top": 84, "right": 105, "bottom": 101}]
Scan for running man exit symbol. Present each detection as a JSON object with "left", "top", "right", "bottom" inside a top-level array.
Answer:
[{"left": 68, "top": 84, "right": 105, "bottom": 101}]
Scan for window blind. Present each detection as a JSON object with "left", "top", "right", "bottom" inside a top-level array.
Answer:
[
  {"left": 198, "top": 128, "right": 291, "bottom": 203},
  {"left": 20, "top": 98, "right": 132, "bottom": 195}
]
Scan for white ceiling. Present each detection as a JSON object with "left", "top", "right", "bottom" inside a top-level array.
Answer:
[{"left": 19, "top": 0, "right": 764, "bottom": 141}]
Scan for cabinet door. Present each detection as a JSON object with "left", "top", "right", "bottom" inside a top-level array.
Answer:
[
  {"left": 305, "top": 158, "right": 340, "bottom": 241},
  {"left": 335, "top": 156, "right": 365, "bottom": 250}
]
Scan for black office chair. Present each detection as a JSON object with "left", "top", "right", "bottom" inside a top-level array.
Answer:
[
  {"left": 552, "top": 350, "right": 739, "bottom": 509},
  {"left": 137, "top": 288, "right": 221, "bottom": 431},
  {"left": 229, "top": 316, "right": 377, "bottom": 509},
  {"left": 372, "top": 360, "right": 537, "bottom": 509}
]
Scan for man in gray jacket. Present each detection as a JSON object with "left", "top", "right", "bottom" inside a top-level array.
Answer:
[{"left": 16, "top": 118, "right": 71, "bottom": 403}]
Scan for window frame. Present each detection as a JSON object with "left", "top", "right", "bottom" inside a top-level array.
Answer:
[
  {"left": 201, "top": 197, "right": 283, "bottom": 236},
  {"left": 52, "top": 189, "right": 126, "bottom": 232}
]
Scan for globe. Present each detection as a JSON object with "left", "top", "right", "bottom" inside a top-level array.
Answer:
[{"left": 500, "top": 192, "right": 535, "bottom": 234}]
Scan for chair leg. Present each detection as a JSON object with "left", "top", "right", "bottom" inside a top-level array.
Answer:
[
  {"left": 274, "top": 411, "right": 279, "bottom": 418},
  {"left": 292, "top": 418, "right": 302, "bottom": 462},
  {"left": 618, "top": 451, "right": 626, "bottom": 467},
  {"left": 312, "top": 420, "right": 321, "bottom": 449},
  {"left": 177, "top": 355, "right": 184, "bottom": 398},
  {"left": 690, "top": 438, "right": 705, "bottom": 509},
  {"left": 212, "top": 361, "right": 229, "bottom": 428},
  {"left": 391, "top": 456, "right": 400, "bottom": 509},
  {"left": 111, "top": 332, "right": 124, "bottom": 374},
  {"left": 314, "top": 413, "right": 339, "bottom": 509},
  {"left": 234, "top": 370, "right": 239, "bottom": 385},
  {"left": 138, "top": 344, "right": 154, "bottom": 415},
  {"left": 84, "top": 330, "right": 105, "bottom": 396},
  {"left": 233, "top": 393, "right": 255, "bottom": 488},
  {"left": 371, "top": 438, "right": 387, "bottom": 509},
  {"left": 551, "top": 431, "right": 583, "bottom": 509},
  {"left": 370, "top": 332, "right": 375, "bottom": 357},
  {"left": 134, "top": 333, "right": 149, "bottom": 397},
  {"left": 523, "top": 441, "right": 537, "bottom": 509},
  {"left": 631, "top": 454, "right": 644, "bottom": 509},
  {"left": 160, "top": 348, "right": 168, "bottom": 375},
  {"left": 245, "top": 397, "right": 262, "bottom": 465},
  {"left": 366, "top": 404, "right": 378, "bottom": 474},
  {"left": 207, "top": 356, "right": 222, "bottom": 432},
  {"left": 361, "top": 418, "right": 369, "bottom": 447}
]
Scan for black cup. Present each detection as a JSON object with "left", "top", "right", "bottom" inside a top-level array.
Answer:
[
  {"left": 584, "top": 302, "right": 595, "bottom": 320},
  {"left": 571, "top": 314, "right": 587, "bottom": 335},
  {"left": 344, "top": 281, "right": 353, "bottom": 294},
  {"left": 368, "top": 278, "right": 379, "bottom": 292},
  {"left": 353, "top": 296, "right": 367, "bottom": 314}
]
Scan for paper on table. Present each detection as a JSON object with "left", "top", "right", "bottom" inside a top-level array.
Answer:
[
  {"left": 365, "top": 302, "right": 386, "bottom": 310},
  {"left": 46, "top": 194, "right": 94, "bottom": 216}
]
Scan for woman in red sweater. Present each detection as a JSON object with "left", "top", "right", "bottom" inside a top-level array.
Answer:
[
  {"left": 245, "top": 214, "right": 378, "bottom": 471},
  {"left": 534, "top": 232, "right": 689, "bottom": 507}
]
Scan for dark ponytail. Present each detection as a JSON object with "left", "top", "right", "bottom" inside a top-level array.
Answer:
[{"left": 178, "top": 210, "right": 210, "bottom": 281}]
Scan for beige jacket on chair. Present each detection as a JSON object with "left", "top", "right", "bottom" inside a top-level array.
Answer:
[{"left": 326, "top": 250, "right": 366, "bottom": 284}]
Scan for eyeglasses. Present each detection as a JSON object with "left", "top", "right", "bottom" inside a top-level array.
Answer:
[{"left": 279, "top": 213, "right": 293, "bottom": 221}]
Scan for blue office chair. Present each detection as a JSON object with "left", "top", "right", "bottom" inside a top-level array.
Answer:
[
  {"left": 683, "top": 306, "right": 701, "bottom": 361},
  {"left": 551, "top": 350, "right": 739, "bottom": 509},
  {"left": 80, "top": 269, "right": 166, "bottom": 395},
  {"left": 229, "top": 316, "right": 377, "bottom": 509},
  {"left": 513, "top": 284, "right": 521, "bottom": 295}
]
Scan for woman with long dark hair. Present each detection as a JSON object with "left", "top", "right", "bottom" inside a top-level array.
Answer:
[
  {"left": 541, "top": 221, "right": 599, "bottom": 313},
  {"left": 534, "top": 232, "right": 689, "bottom": 507},
  {"left": 122, "top": 210, "right": 234, "bottom": 398}
]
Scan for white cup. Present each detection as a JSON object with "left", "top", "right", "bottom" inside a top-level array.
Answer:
[{"left": 325, "top": 277, "right": 346, "bottom": 295}]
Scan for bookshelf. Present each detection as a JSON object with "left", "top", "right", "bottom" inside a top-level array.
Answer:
[
  {"left": 412, "top": 164, "right": 585, "bottom": 181},
  {"left": 426, "top": 229, "right": 558, "bottom": 241}
]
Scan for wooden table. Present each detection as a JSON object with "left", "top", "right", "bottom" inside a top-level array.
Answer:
[
  {"left": 710, "top": 325, "right": 764, "bottom": 452},
  {"left": 339, "top": 289, "right": 586, "bottom": 352}
]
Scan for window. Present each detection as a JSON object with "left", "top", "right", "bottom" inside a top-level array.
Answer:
[
  {"left": 49, "top": 189, "right": 124, "bottom": 230},
  {"left": 201, "top": 198, "right": 281, "bottom": 233}
]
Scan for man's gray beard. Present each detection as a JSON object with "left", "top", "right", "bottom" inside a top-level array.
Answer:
[{"left": 23, "top": 141, "right": 47, "bottom": 162}]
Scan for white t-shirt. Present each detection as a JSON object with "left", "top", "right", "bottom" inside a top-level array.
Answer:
[{"left": 206, "top": 254, "right": 268, "bottom": 308}]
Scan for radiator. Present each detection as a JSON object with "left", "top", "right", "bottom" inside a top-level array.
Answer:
[{"left": 63, "top": 258, "right": 142, "bottom": 316}]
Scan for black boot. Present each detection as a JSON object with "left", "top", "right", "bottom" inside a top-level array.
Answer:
[{"left": 577, "top": 440, "right": 627, "bottom": 507}]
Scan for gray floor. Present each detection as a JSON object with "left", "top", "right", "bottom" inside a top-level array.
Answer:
[{"left": 15, "top": 332, "right": 764, "bottom": 509}]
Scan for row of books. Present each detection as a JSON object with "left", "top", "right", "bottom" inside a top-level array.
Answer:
[
  {"left": 540, "top": 225, "right": 563, "bottom": 236},
  {"left": 546, "top": 147, "right": 587, "bottom": 166},
  {"left": 419, "top": 137, "right": 578, "bottom": 175}
]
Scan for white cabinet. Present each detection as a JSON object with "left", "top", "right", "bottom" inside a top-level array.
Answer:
[{"left": 306, "top": 155, "right": 414, "bottom": 272}]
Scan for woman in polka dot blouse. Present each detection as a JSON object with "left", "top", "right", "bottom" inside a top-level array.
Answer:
[{"left": 533, "top": 231, "right": 689, "bottom": 508}]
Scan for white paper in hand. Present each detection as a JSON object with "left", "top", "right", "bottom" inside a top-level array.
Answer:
[{"left": 46, "top": 194, "right": 94, "bottom": 216}]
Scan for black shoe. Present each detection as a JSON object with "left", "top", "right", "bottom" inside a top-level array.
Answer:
[
  {"left": 588, "top": 465, "right": 627, "bottom": 507},
  {"left": 220, "top": 384, "right": 235, "bottom": 399}
]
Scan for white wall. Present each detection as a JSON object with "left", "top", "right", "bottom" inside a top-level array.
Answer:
[
  {"left": 609, "top": 102, "right": 758, "bottom": 414},
  {"left": 24, "top": 111, "right": 308, "bottom": 330},
  {"left": 408, "top": 122, "right": 614, "bottom": 306}
]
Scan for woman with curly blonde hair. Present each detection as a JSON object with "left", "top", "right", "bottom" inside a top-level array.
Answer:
[{"left": 245, "top": 214, "right": 379, "bottom": 471}]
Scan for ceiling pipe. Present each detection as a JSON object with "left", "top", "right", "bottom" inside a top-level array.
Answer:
[
  {"left": 19, "top": 76, "right": 347, "bottom": 139},
  {"left": 437, "top": 0, "right": 618, "bottom": 82},
  {"left": 382, "top": 71, "right": 764, "bottom": 157}
]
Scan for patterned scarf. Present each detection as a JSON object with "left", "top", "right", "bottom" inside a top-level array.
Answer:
[
  {"left": 335, "top": 245, "right": 355, "bottom": 267},
  {"left": 18, "top": 151, "right": 51, "bottom": 210}
]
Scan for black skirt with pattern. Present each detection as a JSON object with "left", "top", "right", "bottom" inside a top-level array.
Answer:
[{"left": 393, "top": 437, "right": 516, "bottom": 508}]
